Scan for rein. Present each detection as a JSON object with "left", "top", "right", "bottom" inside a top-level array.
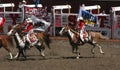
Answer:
[{"left": 69, "top": 27, "right": 79, "bottom": 35}]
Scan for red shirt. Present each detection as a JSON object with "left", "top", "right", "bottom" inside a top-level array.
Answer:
[
  {"left": 23, "top": 23, "right": 33, "bottom": 32},
  {"left": 77, "top": 21, "right": 85, "bottom": 29}
]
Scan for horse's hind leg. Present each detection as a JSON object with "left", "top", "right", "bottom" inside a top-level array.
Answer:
[
  {"left": 39, "top": 44, "right": 45, "bottom": 57},
  {"left": 36, "top": 45, "right": 45, "bottom": 57},
  {"left": 89, "top": 41, "right": 104, "bottom": 54},
  {"left": 41, "top": 49, "right": 45, "bottom": 57},
  {"left": 96, "top": 44, "right": 104, "bottom": 54}
]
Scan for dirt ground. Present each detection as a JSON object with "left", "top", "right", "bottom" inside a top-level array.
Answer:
[{"left": 0, "top": 37, "right": 120, "bottom": 70}]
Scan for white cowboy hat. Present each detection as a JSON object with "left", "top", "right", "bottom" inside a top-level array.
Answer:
[
  {"left": 22, "top": 0, "right": 27, "bottom": 4},
  {"left": 77, "top": 17, "right": 83, "bottom": 21},
  {"left": 26, "top": 18, "right": 33, "bottom": 23}
]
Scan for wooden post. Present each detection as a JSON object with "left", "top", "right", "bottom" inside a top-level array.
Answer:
[
  {"left": 68, "top": 4, "right": 70, "bottom": 14},
  {"left": 11, "top": 3, "right": 14, "bottom": 11},
  {"left": 97, "top": 5, "right": 100, "bottom": 14}
]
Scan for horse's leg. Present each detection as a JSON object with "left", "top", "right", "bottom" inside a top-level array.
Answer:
[
  {"left": 89, "top": 41, "right": 104, "bottom": 54},
  {"left": 14, "top": 52, "right": 19, "bottom": 58},
  {"left": 91, "top": 45, "right": 95, "bottom": 54},
  {"left": 16, "top": 47, "right": 27, "bottom": 60},
  {"left": 36, "top": 46, "right": 45, "bottom": 57},
  {"left": 41, "top": 48, "right": 45, "bottom": 57},
  {"left": 3, "top": 47, "right": 13, "bottom": 59},
  {"left": 71, "top": 45, "right": 76, "bottom": 53},
  {"left": 9, "top": 52, "right": 13, "bottom": 59},
  {"left": 75, "top": 45, "right": 80, "bottom": 59},
  {"left": 44, "top": 34, "right": 51, "bottom": 49},
  {"left": 14, "top": 47, "right": 21, "bottom": 59},
  {"left": 74, "top": 45, "right": 80, "bottom": 59},
  {"left": 35, "top": 44, "right": 45, "bottom": 57},
  {"left": 40, "top": 43, "right": 45, "bottom": 57},
  {"left": 21, "top": 49, "right": 27, "bottom": 59},
  {"left": 71, "top": 44, "right": 80, "bottom": 59},
  {"left": 88, "top": 38, "right": 97, "bottom": 54},
  {"left": 95, "top": 44, "right": 104, "bottom": 54}
]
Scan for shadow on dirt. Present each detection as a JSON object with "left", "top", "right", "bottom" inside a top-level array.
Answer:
[
  {"left": 61, "top": 56, "right": 97, "bottom": 59},
  {"left": 5, "top": 55, "right": 103, "bottom": 61}
]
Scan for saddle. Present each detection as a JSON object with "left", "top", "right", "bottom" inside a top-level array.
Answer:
[
  {"left": 78, "top": 30, "right": 89, "bottom": 44},
  {"left": 76, "top": 30, "right": 88, "bottom": 39},
  {"left": 83, "top": 31, "right": 88, "bottom": 38}
]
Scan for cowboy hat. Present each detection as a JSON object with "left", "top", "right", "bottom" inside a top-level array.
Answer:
[{"left": 77, "top": 16, "right": 83, "bottom": 21}]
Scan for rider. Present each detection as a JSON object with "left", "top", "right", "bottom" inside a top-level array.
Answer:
[
  {"left": 77, "top": 16, "right": 86, "bottom": 44},
  {"left": 68, "top": 15, "right": 77, "bottom": 30},
  {"left": 23, "top": 18, "right": 34, "bottom": 33},
  {"left": 22, "top": 18, "right": 38, "bottom": 47}
]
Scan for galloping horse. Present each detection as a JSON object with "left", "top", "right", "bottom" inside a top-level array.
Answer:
[
  {"left": 0, "top": 34, "right": 17, "bottom": 59},
  {"left": 7, "top": 24, "right": 51, "bottom": 59},
  {"left": 59, "top": 25, "right": 109, "bottom": 59}
]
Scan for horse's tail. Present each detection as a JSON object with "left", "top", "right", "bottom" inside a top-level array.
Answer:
[
  {"left": 44, "top": 33, "right": 51, "bottom": 49},
  {"left": 99, "top": 33, "right": 109, "bottom": 40},
  {"left": 89, "top": 31, "right": 109, "bottom": 40}
]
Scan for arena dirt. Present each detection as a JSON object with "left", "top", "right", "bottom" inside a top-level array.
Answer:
[{"left": 0, "top": 37, "right": 120, "bottom": 70}]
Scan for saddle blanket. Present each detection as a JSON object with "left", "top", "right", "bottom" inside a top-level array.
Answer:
[{"left": 26, "top": 33, "right": 39, "bottom": 46}]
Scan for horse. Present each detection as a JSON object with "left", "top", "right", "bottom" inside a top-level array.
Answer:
[
  {"left": 0, "top": 33, "right": 19, "bottom": 59},
  {"left": 59, "top": 25, "right": 109, "bottom": 59},
  {"left": 7, "top": 24, "right": 51, "bottom": 60}
]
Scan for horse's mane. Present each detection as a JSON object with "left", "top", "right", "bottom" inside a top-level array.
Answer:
[
  {"left": 69, "top": 28, "right": 78, "bottom": 35},
  {"left": 64, "top": 26, "right": 79, "bottom": 45}
]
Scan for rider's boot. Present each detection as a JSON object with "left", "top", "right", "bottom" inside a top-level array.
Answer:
[
  {"left": 79, "top": 34, "right": 84, "bottom": 45},
  {"left": 81, "top": 40, "right": 84, "bottom": 44}
]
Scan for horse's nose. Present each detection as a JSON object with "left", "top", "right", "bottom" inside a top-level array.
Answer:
[
  {"left": 7, "top": 30, "right": 12, "bottom": 36},
  {"left": 7, "top": 32, "right": 10, "bottom": 36}
]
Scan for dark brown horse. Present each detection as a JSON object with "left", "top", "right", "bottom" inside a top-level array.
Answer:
[
  {"left": 7, "top": 24, "right": 51, "bottom": 59},
  {"left": 59, "top": 25, "right": 109, "bottom": 59}
]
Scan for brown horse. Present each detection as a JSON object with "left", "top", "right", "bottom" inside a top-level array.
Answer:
[
  {"left": 59, "top": 25, "right": 109, "bottom": 59},
  {"left": 7, "top": 24, "right": 51, "bottom": 59},
  {"left": 0, "top": 34, "right": 18, "bottom": 59}
]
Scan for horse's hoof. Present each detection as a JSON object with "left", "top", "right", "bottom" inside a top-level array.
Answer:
[
  {"left": 76, "top": 57, "right": 79, "bottom": 59},
  {"left": 91, "top": 51, "right": 95, "bottom": 54},
  {"left": 23, "top": 57, "right": 27, "bottom": 60},
  {"left": 101, "top": 52, "right": 105, "bottom": 55},
  {"left": 8, "top": 58, "right": 13, "bottom": 60},
  {"left": 40, "top": 54, "right": 45, "bottom": 57}
]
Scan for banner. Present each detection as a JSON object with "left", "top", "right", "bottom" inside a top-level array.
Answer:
[
  {"left": 30, "top": 15, "right": 51, "bottom": 30},
  {"left": 78, "top": 8, "right": 97, "bottom": 26}
]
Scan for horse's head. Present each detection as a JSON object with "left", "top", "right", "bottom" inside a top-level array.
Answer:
[
  {"left": 7, "top": 24, "right": 24, "bottom": 36},
  {"left": 59, "top": 25, "right": 70, "bottom": 36}
]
